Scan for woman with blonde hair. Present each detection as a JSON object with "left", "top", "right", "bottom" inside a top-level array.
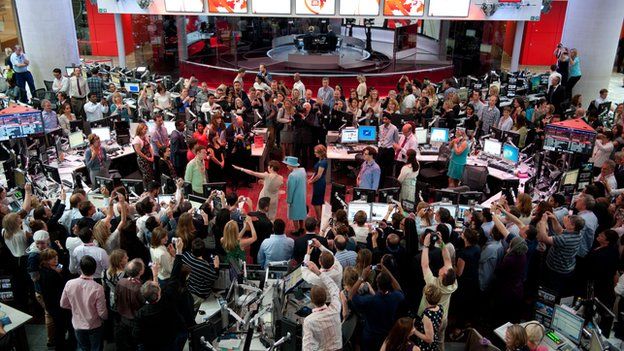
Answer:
[
  {"left": 2, "top": 212, "right": 29, "bottom": 258},
  {"left": 277, "top": 98, "right": 296, "bottom": 157},
  {"left": 132, "top": 122, "right": 155, "bottom": 185},
  {"left": 308, "top": 144, "right": 328, "bottom": 220},
  {"left": 356, "top": 75, "right": 367, "bottom": 100},
  {"left": 221, "top": 216, "right": 257, "bottom": 267},
  {"left": 176, "top": 212, "right": 196, "bottom": 250},
  {"left": 515, "top": 193, "right": 533, "bottom": 224},
  {"left": 383, "top": 98, "right": 400, "bottom": 115},
  {"left": 363, "top": 88, "right": 382, "bottom": 118},
  {"left": 505, "top": 324, "right": 530, "bottom": 351},
  {"left": 524, "top": 322, "right": 547, "bottom": 351},
  {"left": 93, "top": 192, "right": 127, "bottom": 252},
  {"left": 150, "top": 227, "right": 174, "bottom": 284},
  {"left": 411, "top": 284, "right": 444, "bottom": 351},
  {"left": 233, "top": 160, "right": 284, "bottom": 221},
  {"left": 110, "top": 92, "right": 132, "bottom": 122},
  {"left": 102, "top": 248, "right": 128, "bottom": 335},
  {"left": 85, "top": 133, "right": 110, "bottom": 186}
]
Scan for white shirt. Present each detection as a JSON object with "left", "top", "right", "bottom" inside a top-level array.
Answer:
[
  {"left": 53, "top": 76, "right": 69, "bottom": 93},
  {"left": 84, "top": 101, "right": 109, "bottom": 122},
  {"left": 69, "top": 76, "right": 89, "bottom": 98},
  {"left": 302, "top": 273, "right": 343, "bottom": 351},
  {"left": 293, "top": 81, "right": 305, "bottom": 98},
  {"left": 590, "top": 140, "right": 614, "bottom": 167},
  {"left": 66, "top": 236, "right": 83, "bottom": 256},
  {"left": 2, "top": 230, "right": 28, "bottom": 257},
  {"left": 200, "top": 101, "right": 218, "bottom": 114},
  {"left": 69, "top": 243, "right": 109, "bottom": 277},
  {"left": 497, "top": 116, "right": 514, "bottom": 132},
  {"left": 150, "top": 245, "right": 174, "bottom": 280},
  {"left": 395, "top": 133, "right": 418, "bottom": 162},
  {"left": 400, "top": 94, "right": 416, "bottom": 114},
  {"left": 302, "top": 246, "right": 343, "bottom": 289},
  {"left": 154, "top": 92, "right": 172, "bottom": 110},
  {"left": 595, "top": 173, "right": 618, "bottom": 192}
]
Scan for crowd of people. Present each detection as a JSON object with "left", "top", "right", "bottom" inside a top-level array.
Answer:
[{"left": 1, "top": 42, "right": 624, "bottom": 351}]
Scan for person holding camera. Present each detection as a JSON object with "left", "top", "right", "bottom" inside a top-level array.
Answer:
[
  {"left": 233, "top": 160, "right": 283, "bottom": 221},
  {"left": 302, "top": 238, "right": 343, "bottom": 288}
]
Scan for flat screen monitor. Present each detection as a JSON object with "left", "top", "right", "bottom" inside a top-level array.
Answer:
[
  {"left": 283, "top": 265, "right": 304, "bottom": 293},
  {"left": 203, "top": 182, "right": 227, "bottom": 198},
  {"left": 353, "top": 187, "right": 376, "bottom": 203},
  {"left": 502, "top": 130, "right": 520, "bottom": 146},
  {"left": 551, "top": 305, "right": 584, "bottom": 344},
  {"left": 562, "top": 169, "right": 579, "bottom": 186},
  {"left": 502, "top": 143, "right": 519, "bottom": 165},
  {"left": 347, "top": 202, "right": 372, "bottom": 223},
  {"left": 296, "top": 0, "right": 335, "bottom": 15},
  {"left": 483, "top": 138, "right": 502, "bottom": 157},
  {"left": 91, "top": 127, "right": 111, "bottom": 142},
  {"left": 68, "top": 131, "right": 86, "bottom": 149},
  {"left": 377, "top": 187, "right": 400, "bottom": 203},
  {"left": 110, "top": 73, "right": 121, "bottom": 85},
  {"left": 459, "top": 191, "right": 483, "bottom": 205},
  {"left": 43, "top": 164, "right": 61, "bottom": 184},
  {"left": 0, "top": 111, "right": 45, "bottom": 141},
  {"left": 121, "top": 179, "right": 144, "bottom": 196},
  {"left": 341, "top": 128, "right": 358, "bottom": 144},
  {"left": 490, "top": 126, "right": 503, "bottom": 141},
  {"left": 371, "top": 203, "right": 397, "bottom": 222},
  {"left": 435, "top": 189, "right": 458, "bottom": 203},
  {"left": 457, "top": 205, "right": 472, "bottom": 220},
  {"left": 428, "top": 0, "right": 470, "bottom": 17},
  {"left": 124, "top": 82, "right": 140, "bottom": 94},
  {"left": 430, "top": 128, "right": 449, "bottom": 143},
  {"left": 209, "top": 0, "right": 248, "bottom": 13},
  {"left": 252, "top": 0, "right": 291, "bottom": 14},
  {"left": 433, "top": 204, "right": 457, "bottom": 218},
  {"left": 358, "top": 126, "right": 377, "bottom": 142},
  {"left": 415, "top": 128, "right": 427, "bottom": 144},
  {"left": 94, "top": 176, "right": 114, "bottom": 192}
]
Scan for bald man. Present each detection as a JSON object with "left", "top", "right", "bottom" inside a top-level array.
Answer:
[
  {"left": 393, "top": 124, "right": 418, "bottom": 176},
  {"left": 225, "top": 116, "right": 252, "bottom": 188}
]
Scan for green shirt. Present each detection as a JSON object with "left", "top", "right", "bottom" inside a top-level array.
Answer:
[{"left": 184, "top": 159, "right": 206, "bottom": 194}]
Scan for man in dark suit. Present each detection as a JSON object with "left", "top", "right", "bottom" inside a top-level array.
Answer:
[
  {"left": 614, "top": 152, "right": 624, "bottom": 189},
  {"left": 547, "top": 76, "right": 566, "bottom": 116},
  {"left": 326, "top": 25, "right": 337, "bottom": 51},
  {"left": 246, "top": 197, "right": 273, "bottom": 264},
  {"left": 225, "top": 115, "right": 252, "bottom": 188},
  {"left": 292, "top": 217, "right": 329, "bottom": 265}
]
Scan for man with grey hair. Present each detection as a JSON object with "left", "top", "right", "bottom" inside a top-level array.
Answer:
[
  {"left": 41, "top": 99, "right": 59, "bottom": 131},
  {"left": 115, "top": 258, "right": 145, "bottom": 350},
  {"left": 595, "top": 160, "right": 618, "bottom": 193},
  {"left": 10, "top": 44, "right": 35, "bottom": 102},
  {"left": 573, "top": 193, "right": 598, "bottom": 258}
]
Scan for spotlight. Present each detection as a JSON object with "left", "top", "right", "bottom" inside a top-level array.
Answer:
[{"left": 481, "top": 3, "right": 498, "bottom": 16}]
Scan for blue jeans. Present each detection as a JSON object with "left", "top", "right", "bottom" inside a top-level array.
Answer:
[
  {"left": 75, "top": 326, "right": 103, "bottom": 351},
  {"left": 13, "top": 71, "right": 35, "bottom": 102}
]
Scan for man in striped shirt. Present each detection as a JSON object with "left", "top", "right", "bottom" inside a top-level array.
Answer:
[
  {"left": 537, "top": 212, "right": 584, "bottom": 295},
  {"left": 181, "top": 238, "right": 220, "bottom": 308},
  {"left": 302, "top": 261, "right": 342, "bottom": 351}
]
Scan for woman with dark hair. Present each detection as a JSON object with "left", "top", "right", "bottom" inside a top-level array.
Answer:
[
  {"left": 398, "top": 149, "right": 419, "bottom": 203},
  {"left": 402, "top": 217, "right": 419, "bottom": 256},
  {"left": 158, "top": 146, "right": 177, "bottom": 179},
  {"left": 207, "top": 131, "right": 226, "bottom": 183},
  {"left": 512, "top": 113, "right": 528, "bottom": 148},
  {"left": 463, "top": 104, "right": 479, "bottom": 131},
  {"left": 39, "top": 248, "right": 74, "bottom": 350},
  {"left": 447, "top": 128, "right": 469, "bottom": 187},
  {"left": 193, "top": 121, "right": 209, "bottom": 147},
  {"left": 119, "top": 220, "right": 150, "bottom": 273},
  {"left": 132, "top": 123, "right": 155, "bottom": 186},
  {"left": 309, "top": 145, "right": 328, "bottom": 220},
  {"left": 84, "top": 133, "right": 110, "bottom": 186},
  {"left": 381, "top": 317, "right": 417, "bottom": 351},
  {"left": 511, "top": 97, "right": 526, "bottom": 122},
  {"left": 585, "top": 229, "right": 619, "bottom": 306}
]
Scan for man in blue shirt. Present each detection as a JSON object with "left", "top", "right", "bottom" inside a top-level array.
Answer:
[
  {"left": 41, "top": 99, "right": 59, "bottom": 131},
  {"left": 574, "top": 193, "right": 598, "bottom": 258},
  {"left": 316, "top": 77, "right": 334, "bottom": 108},
  {"left": 10, "top": 45, "right": 35, "bottom": 102},
  {"left": 357, "top": 146, "right": 381, "bottom": 190},
  {"left": 334, "top": 235, "right": 356, "bottom": 269},
  {"left": 258, "top": 219, "right": 294, "bottom": 268},
  {"left": 349, "top": 265, "right": 404, "bottom": 351}
]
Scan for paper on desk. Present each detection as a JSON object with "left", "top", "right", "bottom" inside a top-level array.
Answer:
[{"left": 63, "top": 155, "right": 82, "bottom": 162}]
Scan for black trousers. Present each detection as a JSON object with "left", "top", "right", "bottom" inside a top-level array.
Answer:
[
  {"left": 566, "top": 75, "right": 581, "bottom": 98},
  {"left": 377, "top": 147, "right": 395, "bottom": 186}
]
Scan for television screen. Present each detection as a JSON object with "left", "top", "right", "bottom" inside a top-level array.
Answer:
[
  {"left": 0, "top": 111, "right": 45, "bottom": 141},
  {"left": 339, "top": 0, "right": 379, "bottom": 15},
  {"left": 502, "top": 143, "right": 519, "bottom": 164},
  {"left": 415, "top": 128, "right": 427, "bottom": 144},
  {"left": 358, "top": 126, "right": 377, "bottom": 142},
  {"left": 428, "top": 0, "right": 470, "bottom": 17},
  {"left": 430, "top": 128, "right": 449, "bottom": 143},
  {"left": 91, "top": 127, "right": 111, "bottom": 142},
  {"left": 384, "top": 0, "right": 424, "bottom": 16},
  {"left": 483, "top": 138, "right": 502, "bottom": 157},
  {"left": 164, "top": 0, "right": 205, "bottom": 12},
  {"left": 347, "top": 202, "right": 372, "bottom": 223},
  {"left": 252, "top": 0, "right": 290, "bottom": 14},
  {"left": 341, "top": 128, "right": 358, "bottom": 143},
  {"left": 296, "top": 0, "right": 335, "bottom": 15},
  {"left": 208, "top": 0, "right": 247, "bottom": 13}
]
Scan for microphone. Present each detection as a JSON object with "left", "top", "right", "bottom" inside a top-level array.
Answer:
[
  {"left": 199, "top": 337, "right": 217, "bottom": 351},
  {"left": 479, "top": 133, "right": 493, "bottom": 140},
  {"left": 428, "top": 115, "right": 440, "bottom": 127},
  {"left": 272, "top": 333, "right": 292, "bottom": 348}
]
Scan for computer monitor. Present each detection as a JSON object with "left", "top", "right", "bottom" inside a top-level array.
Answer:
[
  {"left": 459, "top": 191, "right": 483, "bottom": 205},
  {"left": 502, "top": 130, "right": 520, "bottom": 147},
  {"left": 490, "top": 126, "right": 503, "bottom": 141},
  {"left": 347, "top": 202, "right": 372, "bottom": 223},
  {"left": 435, "top": 189, "right": 458, "bottom": 204},
  {"left": 125, "top": 82, "right": 140, "bottom": 94},
  {"left": 353, "top": 187, "right": 376, "bottom": 203},
  {"left": 592, "top": 298, "right": 616, "bottom": 338},
  {"left": 341, "top": 127, "right": 358, "bottom": 144},
  {"left": 483, "top": 138, "right": 502, "bottom": 157},
  {"left": 357, "top": 126, "right": 377, "bottom": 143},
  {"left": 94, "top": 176, "right": 114, "bottom": 192},
  {"left": 377, "top": 187, "right": 400, "bottom": 203},
  {"left": 371, "top": 203, "right": 397, "bottom": 222},
  {"left": 121, "top": 179, "right": 144, "bottom": 197},
  {"left": 430, "top": 128, "right": 449, "bottom": 143},
  {"left": 562, "top": 169, "right": 579, "bottom": 186},
  {"left": 110, "top": 73, "right": 121, "bottom": 86},
  {"left": 91, "top": 127, "right": 111, "bottom": 142},
  {"left": 43, "top": 164, "right": 61, "bottom": 184},
  {"left": 433, "top": 203, "right": 457, "bottom": 218},
  {"left": 551, "top": 305, "right": 584, "bottom": 344},
  {"left": 202, "top": 182, "right": 227, "bottom": 198},
  {"left": 68, "top": 131, "right": 86, "bottom": 149},
  {"left": 283, "top": 265, "right": 304, "bottom": 294},
  {"left": 502, "top": 143, "right": 519, "bottom": 165},
  {"left": 330, "top": 183, "right": 347, "bottom": 212},
  {"left": 69, "top": 120, "right": 84, "bottom": 133},
  {"left": 457, "top": 205, "right": 472, "bottom": 220},
  {"left": 415, "top": 128, "right": 428, "bottom": 145}
]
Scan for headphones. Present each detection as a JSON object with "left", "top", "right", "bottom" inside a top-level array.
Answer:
[{"left": 523, "top": 321, "right": 546, "bottom": 346}]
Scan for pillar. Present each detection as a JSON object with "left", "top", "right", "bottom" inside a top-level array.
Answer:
[
  {"left": 560, "top": 0, "right": 624, "bottom": 105},
  {"left": 14, "top": 0, "right": 80, "bottom": 88},
  {"left": 114, "top": 14, "right": 127, "bottom": 68},
  {"left": 177, "top": 16, "right": 188, "bottom": 62},
  {"left": 510, "top": 21, "right": 525, "bottom": 72}
]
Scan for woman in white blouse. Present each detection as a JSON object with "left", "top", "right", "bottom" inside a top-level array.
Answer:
[
  {"left": 398, "top": 149, "right": 420, "bottom": 202},
  {"left": 150, "top": 227, "right": 174, "bottom": 284},
  {"left": 2, "top": 212, "right": 29, "bottom": 258},
  {"left": 356, "top": 75, "right": 367, "bottom": 100},
  {"left": 154, "top": 83, "right": 172, "bottom": 111}
]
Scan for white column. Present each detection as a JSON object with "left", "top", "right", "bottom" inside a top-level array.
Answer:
[
  {"left": 176, "top": 16, "right": 188, "bottom": 61},
  {"left": 14, "top": 0, "right": 80, "bottom": 87},
  {"left": 510, "top": 21, "right": 525, "bottom": 72},
  {"left": 561, "top": 0, "right": 624, "bottom": 104},
  {"left": 114, "top": 14, "right": 126, "bottom": 68}
]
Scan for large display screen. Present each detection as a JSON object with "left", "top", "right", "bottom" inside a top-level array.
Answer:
[
  {"left": 208, "top": 0, "right": 247, "bottom": 13},
  {"left": 296, "top": 0, "right": 335, "bottom": 15},
  {"left": 339, "top": 0, "right": 380, "bottom": 16},
  {"left": 543, "top": 124, "right": 595, "bottom": 155},
  {"left": 164, "top": 0, "right": 205, "bottom": 12},
  {"left": 428, "top": 0, "right": 471, "bottom": 17},
  {"left": 0, "top": 111, "right": 44, "bottom": 141},
  {"left": 252, "top": 0, "right": 291, "bottom": 14},
  {"left": 383, "top": 0, "right": 424, "bottom": 16}
]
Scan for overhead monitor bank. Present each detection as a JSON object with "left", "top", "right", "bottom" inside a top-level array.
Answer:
[{"left": 96, "top": 0, "right": 543, "bottom": 21}]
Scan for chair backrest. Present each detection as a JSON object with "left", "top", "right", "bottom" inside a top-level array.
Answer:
[
  {"left": 342, "top": 314, "right": 358, "bottom": 346},
  {"left": 384, "top": 176, "right": 401, "bottom": 188},
  {"left": 461, "top": 165, "right": 488, "bottom": 192},
  {"left": 43, "top": 80, "right": 53, "bottom": 92},
  {"left": 35, "top": 88, "right": 46, "bottom": 100},
  {"left": 465, "top": 328, "right": 501, "bottom": 351}
]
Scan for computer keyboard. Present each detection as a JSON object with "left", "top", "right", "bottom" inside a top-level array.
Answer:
[
  {"left": 346, "top": 145, "right": 365, "bottom": 154},
  {"left": 488, "top": 160, "right": 514, "bottom": 173},
  {"left": 107, "top": 147, "right": 121, "bottom": 154},
  {"left": 419, "top": 145, "right": 440, "bottom": 155}
]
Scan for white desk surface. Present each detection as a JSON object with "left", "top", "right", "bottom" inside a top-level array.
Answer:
[
  {"left": 328, "top": 144, "right": 438, "bottom": 162},
  {"left": 466, "top": 156, "right": 533, "bottom": 183},
  {"left": 195, "top": 296, "right": 222, "bottom": 325},
  {"left": 0, "top": 303, "right": 32, "bottom": 333}
]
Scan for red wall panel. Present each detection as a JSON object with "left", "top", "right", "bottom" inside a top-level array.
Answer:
[
  {"left": 519, "top": 1, "right": 567, "bottom": 66},
  {"left": 85, "top": 1, "right": 134, "bottom": 57},
  {"left": 503, "top": 21, "right": 516, "bottom": 56}
]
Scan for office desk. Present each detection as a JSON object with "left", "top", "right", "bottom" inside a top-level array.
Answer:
[
  {"left": 466, "top": 156, "right": 531, "bottom": 193},
  {"left": 52, "top": 144, "right": 137, "bottom": 184},
  {"left": 251, "top": 142, "right": 267, "bottom": 173},
  {"left": 195, "top": 296, "right": 222, "bottom": 325},
  {"left": 0, "top": 303, "right": 32, "bottom": 351}
]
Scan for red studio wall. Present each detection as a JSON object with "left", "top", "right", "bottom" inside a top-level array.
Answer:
[
  {"left": 519, "top": 0, "right": 567, "bottom": 66},
  {"left": 84, "top": 0, "right": 134, "bottom": 57}
]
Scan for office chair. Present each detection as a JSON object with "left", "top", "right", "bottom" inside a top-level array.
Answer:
[
  {"left": 341, "top": 314, "right": 358, "bottom": 351},
  {"left": 43, "top": 80, "right": 53, "bottom": 92},
  {"left": 461, "top": 165, "right": 489, "bottom": 193}
]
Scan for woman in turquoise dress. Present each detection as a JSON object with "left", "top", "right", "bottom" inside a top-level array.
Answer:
[
  {"left": 447, "top": 128, "right": 470, "bottom": 187},
  {"left": 285, "top": 156, "right": 307, "bottom": 232},
  {"left": 220, "top": 217, "right": 256, "bottom": 270}
]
